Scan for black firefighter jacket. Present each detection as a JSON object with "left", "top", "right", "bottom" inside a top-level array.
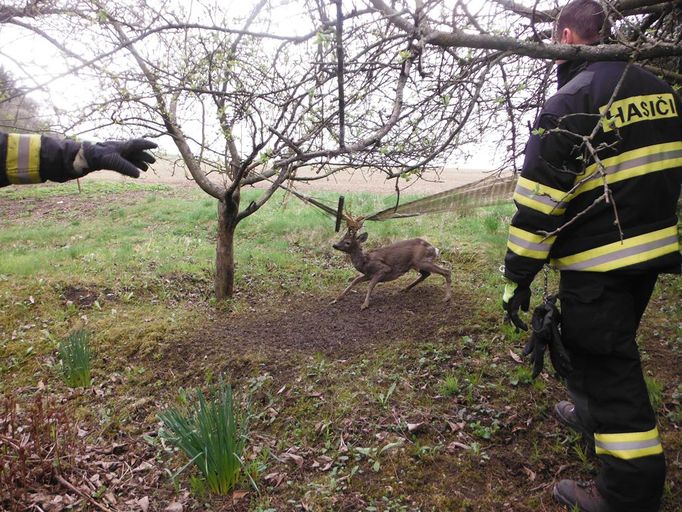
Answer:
[
  {"left": 505, "top": 60, "right": 682, "bottom": 287},
  {"left": 0, "top": 132, "right": 81, "bottom": 188}
]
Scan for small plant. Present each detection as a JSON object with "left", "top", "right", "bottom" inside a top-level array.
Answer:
[
  {"left": 572, "top": 443, "right": 595, "bottom": 473},
  {"left": 57, "top": 329, "right": 92, "bottom": 387},
  {"left": 376, "top": 381, "right": 397, "bottom": 408},
  {"left": 439, "top": 374, "right": 460, "bottom": 397},
  {"left": 470, "top": 420, "right": 500, "bottom": 440},
  {"left": 510, "top": 366, "right": 533, "bottom": 386},
  {"left": 158, "top": 380, "right": 250, "bottom": 495},
  {"left": 645, "top": 375, "right": 664, "bottom": 410}
]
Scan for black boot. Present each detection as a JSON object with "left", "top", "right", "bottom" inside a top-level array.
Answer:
[
  {"left": 553, "top": 480, "right": 612, "bottom": 512},
  {"left": 555, "top": 400, "right": 595, "bottom": 452}
]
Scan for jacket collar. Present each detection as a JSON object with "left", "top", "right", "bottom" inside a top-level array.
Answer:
[{"left": 556, "top": 59, "right": 589, "bottom": 89}]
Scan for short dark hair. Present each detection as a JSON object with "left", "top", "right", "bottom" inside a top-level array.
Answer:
[{"left": 555, "top": 0, "right": 610, "bottom": 43}]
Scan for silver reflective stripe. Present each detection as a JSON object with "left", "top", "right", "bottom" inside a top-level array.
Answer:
[
  {"left": 16, "top": 134, "right": 32, "bottom": 184},
  {"left": 584, "top": 148, "right": 682, "bottom": 185},
  {"left": 508, "top": 233, "right": 552, "bottom": 252},
  {"left": 556, "top": 235, "right": 678, "bottom": 271},
  {"left": 595, "top": 438, "right": 661, "bottom": 452}
]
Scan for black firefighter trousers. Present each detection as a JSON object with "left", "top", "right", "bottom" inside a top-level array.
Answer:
[{"left": 559, "top": 271, "right": 666, "bottom": 512}]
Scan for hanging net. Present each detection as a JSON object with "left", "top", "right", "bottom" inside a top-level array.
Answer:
[{"left": 365, "top": 173, "right": 518, "bottom": 221}]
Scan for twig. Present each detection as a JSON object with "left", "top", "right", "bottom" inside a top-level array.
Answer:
[
  {"left": 55, "top": 474, "right": 114, "bottom": 512},
  {"left": 538, "top": 193, "right": 606, "bottom": 239}
]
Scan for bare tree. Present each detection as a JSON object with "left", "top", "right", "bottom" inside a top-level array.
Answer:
[{"left": 0, "top": 66, "right": 48, "bottom": 132}]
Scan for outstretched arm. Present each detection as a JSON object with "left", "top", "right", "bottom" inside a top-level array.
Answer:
[{"left": 0, "top": 132, "right": 157, "bottom": 187}]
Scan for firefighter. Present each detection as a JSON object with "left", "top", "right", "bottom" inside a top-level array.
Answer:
[
  {"left": 502, "top": 0, "right": 681, "bottom": 510},
  {"left": 0, "top": 132, "right": 157, "bottom": 188}
]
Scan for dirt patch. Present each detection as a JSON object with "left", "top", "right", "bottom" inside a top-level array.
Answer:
[
  {"left": 159, "top": 282, "right": 485, "bottom": 385},
  {"left": 61, "top": 285, "right": 103, "bottom": 308}
]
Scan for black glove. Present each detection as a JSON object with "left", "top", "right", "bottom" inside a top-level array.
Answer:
[
  {"left": 80, "top": 138, "right": 157, "bottom": 178},
  {"left": 522, "top": 294, "right": 572, "bottom": 379},
  {"left": 502, "top": 281, "right": 531, "bottom": 331}
]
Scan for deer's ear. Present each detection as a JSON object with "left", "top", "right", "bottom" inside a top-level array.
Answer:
[{"left": 358, "top": 232, "right": 368, "bottom": 242}]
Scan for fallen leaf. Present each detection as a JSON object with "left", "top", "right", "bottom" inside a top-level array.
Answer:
[
  {"left": 447, "top": 421, "right": 465, "bottom": 432},
  {"left": 280, "top": 451, "right": 304, "bottom": 468},
  {"left": 104, "top": 491, "right": 117, "bottom": 505},
  {"left": 138, "top": 496, "right": 150, "bottom": 512},
  {"left": 164, "top": 502, "right": 183, "bottom": 512},
  {"left": 407, "top": 422, "right": 426, "bottom": 433},
  {"left": 133, "top": 461, "right": 154, "bottom": 472},
  {"left": 338, "top": 434, "right": 348, "bottom": 453},
  {"left": 231, "top": 491, "right": 248, "bottom": 504},
  {"left": 447, "top": 441, "right": 470, "bottom": 452},
  {"left": 509, "top": 349, "right": 523, "bottom": 364},
  {"left": 523, "top": 466, "right": 536, "bottom": 482},
  {"left": 263, "top": 472, "right": 286, "bottom": 487}
]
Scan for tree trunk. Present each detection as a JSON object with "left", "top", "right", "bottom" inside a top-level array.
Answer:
[{"left": 215, "top": 192, "right": 239, "bottom": 299}]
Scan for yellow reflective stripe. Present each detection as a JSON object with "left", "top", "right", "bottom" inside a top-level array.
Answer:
[
  {"left": 594, "top": 427, "right": 663, "bottom": 460},
  {"left": 551, "top": 226, "right": 679, "bottom": 271},
  {"left": 513, "top": 176, "right": 569, "bottom": 215},
  {"left": 6, "top": 133, "right": 41, "bottom": 184},
  {"left": 507, "top": 226, "right": 555, "bottom": 259},
  {"left": 576, "top": 141, "right": 682, "bottom": 195}
]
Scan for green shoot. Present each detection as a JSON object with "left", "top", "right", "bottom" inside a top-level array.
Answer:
[
  {"left": 158, "top": 380, "right": 249, "bottom": 495},
  {"left": 57, "top": 329, "right": 92, "bottom": 388}
]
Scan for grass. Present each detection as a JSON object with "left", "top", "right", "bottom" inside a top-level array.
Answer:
[{"left": 1, "top": 181, "right": 680, "bottom": 510}]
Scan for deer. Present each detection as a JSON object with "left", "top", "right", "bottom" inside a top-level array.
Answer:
[{"left": 330, "top": 214, "right": 452, "bottom": 310}]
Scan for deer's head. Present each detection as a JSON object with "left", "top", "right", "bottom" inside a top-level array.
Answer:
[
  {"left": 332, "top": 213, "right": 367, "bottom": 253},
  {"left": 333, "top": 229, "right": 368, "bottom": 253}
]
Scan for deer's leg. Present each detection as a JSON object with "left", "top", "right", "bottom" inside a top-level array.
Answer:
[
  {"left": 330, "top": 274, "right": 369, "bottom": 305},
  {"left": 401, "top": 270, "right": 430, "bottom": 293},
  {"left": 417, "top": 262, "right": 452, "bottom": 302},
  {"left": 362, "top": 273, "right": 386, "bottom": 310}
]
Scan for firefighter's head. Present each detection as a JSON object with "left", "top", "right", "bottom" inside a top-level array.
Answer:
[{"left": 554, "top": 0, "right": 610, "bottom": 46}]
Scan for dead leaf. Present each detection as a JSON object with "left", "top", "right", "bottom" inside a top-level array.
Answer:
[
  {"left": 280, "top": 451, "right": 304, "bottom": 468},
  {"left": 407, "top": 422, "right": 426, "bottom": 433},
  {"left": 263, "top": 472, "right": 286, "bottom": 487},
  {"left": 104, "top": 491, "right": 117, "bottom": 505},
  {"left": 523, "top": 466, "right": 536, "bottom": 482},
  {"left": 338, "top": 434, "right": 348, "bottom": 453},
  {"left": 137, "top": 496, "right": 150, "bottom": 512},
  {"left": 231, "top": 491, "right": 248, "bottom": 504},
  {"left": 133, "top": 461, "right": 154, "bottom": 472},
  {"left": 164, "top": 502, "right": 183, "bottom": 512},
  {"left": 447, "top": 421, "right": 465, "bottom": 432},
  {"left": 509, "top": 349, "right": 523, "bottom": 364},
  {"left": 447, "top": 441, "right": 470, "bottom": 452}
]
